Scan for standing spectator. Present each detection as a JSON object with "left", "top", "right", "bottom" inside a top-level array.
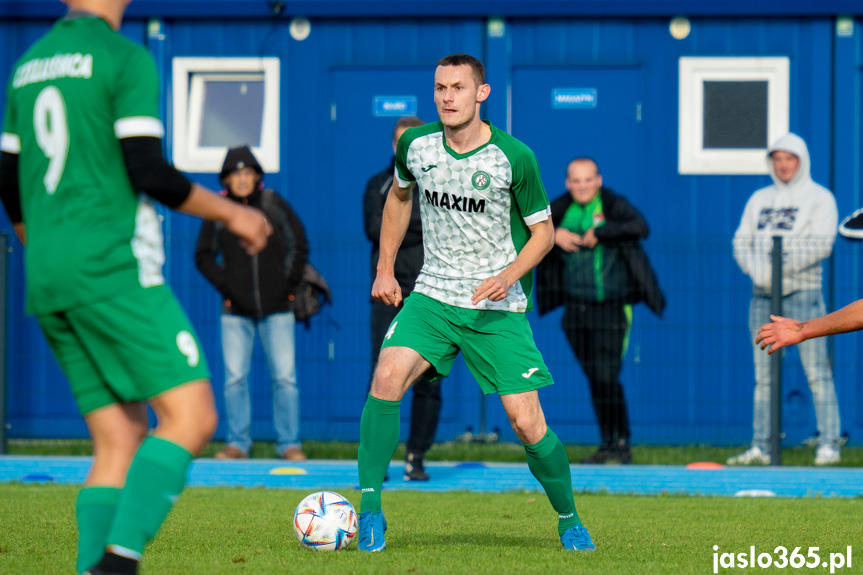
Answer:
[
  {"left": 363, "top": 116, "right": 442, "bottom": 481},
  {"left": 730, "top": 133, "right": 841, "bottom": 466},
  {"left": 196, "top": 146, "right": 309, "bottom": 461},
  {"left": 536, "top": 158, "right": 665, "bottom": 465},
  {"left": 0, "top": 2, "right": 270, "bottom": 573}
]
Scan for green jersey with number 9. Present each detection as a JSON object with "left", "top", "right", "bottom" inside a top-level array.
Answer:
[{"left": 1, "top": 15, "right": 166, "bottom": 315}]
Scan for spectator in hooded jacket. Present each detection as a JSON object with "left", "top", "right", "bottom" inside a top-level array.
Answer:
[
  {"left": 536, "top": 158, "right": 665, "bottom": 465},
  {"left": 363, "top": 116, "right": 442, "bottom": 481},
  {"left": 196, "top": 146, "right": 309, "bottom": 461},
  {"left": 730, "top": 133, "right": 841, "bottom": 466}
]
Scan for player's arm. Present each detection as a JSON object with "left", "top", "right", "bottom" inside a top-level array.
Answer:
[
  {"left": 119, "top": 136, "right": 270, "bottom": 254},
  {"left": 756, "top": 300, "right": 863, "bottom": 354},
  {"left": 372, "top": 179, "right": 413, "bottom": 306},
  {"left": 179, "top": 184, "right": 271, "bottom": 255},
  {"left": 472, "top": 216, "right": 555, "bottom": 304},
  {"left": 111, "top": 45, "right": 269, "bottom": 252}
]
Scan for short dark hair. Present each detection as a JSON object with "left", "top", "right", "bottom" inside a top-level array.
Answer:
[
  {"left": 437, "top": 53, "right": 485, "bottom": 87},
  {"left": 567, "top": 157, "right": 601, "bottom": 177},
  {"left": 393, "top": 116, "right": 424, "bottom": 140}
]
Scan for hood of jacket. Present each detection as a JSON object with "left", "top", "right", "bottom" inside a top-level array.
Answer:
[
  {"left": 767, "top": 133, "right": 811, "bottom": 191},
  {"left": 219, "top": 145, "right": 264, "bottom": 182}
]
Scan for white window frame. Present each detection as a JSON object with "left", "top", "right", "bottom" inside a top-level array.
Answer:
[
  {"left": 172, "top": 57, "right": 280, "bottom": 173},
  {"left": 678, "top": 56, "right": 789, "bottom": 175}
]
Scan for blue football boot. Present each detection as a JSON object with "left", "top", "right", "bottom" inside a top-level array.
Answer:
[
  {"left": 357, "top": 510, "right": 388, "bottom": 552},
  {"left": 560, "top": 524, "right": 596, "bottom": 551}
]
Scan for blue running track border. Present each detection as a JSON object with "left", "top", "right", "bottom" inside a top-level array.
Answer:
[{"left": 1, "top": 456, "right": 861, "bottom": 498}]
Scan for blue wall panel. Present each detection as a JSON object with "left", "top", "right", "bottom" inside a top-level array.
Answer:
[
  {"left": 142, "top": 18, "right": 487, "bottom": 444},
  {"left": 4, "top": 0, "right": 863, "bottom": 19},
  {"left": 1, "top": 9, "right": 861, "bottom": 447}
]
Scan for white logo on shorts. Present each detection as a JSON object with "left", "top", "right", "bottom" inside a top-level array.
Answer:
[
  {"left": 176, "top": 331, "right": 200, "bottom": 367},
  {"left": 521, "top": 367, "right": 539, "bottom": 379},
  {"left": 385, "top": 321, "right": 398, "bottom": 340}
]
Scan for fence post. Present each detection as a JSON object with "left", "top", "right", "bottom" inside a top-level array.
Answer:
[
  {"left": 0, "top": 233, "right": 7, "bottom": 454},
  {"left": 769, "top": 236, "right": 783, "bottom": 466}
]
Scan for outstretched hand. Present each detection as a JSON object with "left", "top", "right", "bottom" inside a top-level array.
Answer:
[{"left": 755, "top": 314, "right": 805, "bottom": 354}]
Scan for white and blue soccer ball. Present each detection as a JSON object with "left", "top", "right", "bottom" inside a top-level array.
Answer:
[{"left": 293, "top": 491, "right": 358, "bottom": 551}]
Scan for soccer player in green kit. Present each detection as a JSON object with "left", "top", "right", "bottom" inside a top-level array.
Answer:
[
  {"left": 357, "top": 53, "right": 595, "bottom": 552},
  {"left": 0, "top": 1, "right": 271, "bottom": 574}
]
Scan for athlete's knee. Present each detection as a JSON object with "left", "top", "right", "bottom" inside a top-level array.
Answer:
[
  {"left": 151, "top": 382, "right": 219, "bottom": 453},
  {"left": 174, "top": 398, "right": 218, "bottom": 445},
  {"left": 503, "top": 395, "right": 546, "bottom": 444},
  {"left": 507, "top": 412, "right": 544, "bottom": 444},
  {"left": 156, "top": 407, "right": 217, "bottom": 456},
  {"left": 370, "top": 360, "right": 410, "bottom": 400}
]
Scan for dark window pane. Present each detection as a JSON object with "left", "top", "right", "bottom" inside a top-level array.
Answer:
[
  {"left": 199, "top": 79, "right": 265, "bottom": 148},
  {"left": 703, "top": 80, "right": 767, "bottom": 149}
]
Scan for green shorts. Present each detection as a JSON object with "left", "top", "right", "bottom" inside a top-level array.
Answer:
[
  {"left": 37, "top": 284, "right": 210, "bottom": 415},
  {"left": 381, "top": 292, "right": 553, "bottom": 395}
]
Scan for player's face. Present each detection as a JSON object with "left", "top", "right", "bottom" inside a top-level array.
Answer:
[
  {"left": 433, "top": 64, "right": 488, "bottom": 130},
  {"left": 225, "top": 167, "right": 260, "bottom": 197},
  {"left": 565, "top": 160, "right": 603, "bottom": 206},
  {"left": 771, "top": 151, "right": 800, "bottom": 184}
]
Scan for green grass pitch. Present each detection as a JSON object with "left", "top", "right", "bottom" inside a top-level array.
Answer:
[{"left": 0, "top": 484, "right": 860, "bottom": 574}]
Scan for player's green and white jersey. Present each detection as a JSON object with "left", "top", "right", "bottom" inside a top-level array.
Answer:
[
  {"left": 394, "top": 121, "right": 551, "bottom": 313},
  {"left": 1, "top": 16, "right": 166, "bottom": 315}
]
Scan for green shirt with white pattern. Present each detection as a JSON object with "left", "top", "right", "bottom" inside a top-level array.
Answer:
[{"left": 394, "top": 121, "right": 550, "bottom": 313}]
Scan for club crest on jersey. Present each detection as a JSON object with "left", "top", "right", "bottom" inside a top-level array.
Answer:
[{"left": 471, "top": 171, "right": 491, "bottom": 190}]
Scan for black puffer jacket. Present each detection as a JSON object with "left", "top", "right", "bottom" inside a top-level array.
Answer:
[
  {"left": 195, "top": 187, "right": 308, "bottom": 318},
  {"left": 536, "top": 188, "right": 666, "bottom": 317}
]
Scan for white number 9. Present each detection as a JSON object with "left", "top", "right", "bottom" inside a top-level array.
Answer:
[
  {"left": 33, "top": 85, "right": 69, "bottom": 194},
  {"left": 176, "top": 331, "right": 200, "bottom": 367}
]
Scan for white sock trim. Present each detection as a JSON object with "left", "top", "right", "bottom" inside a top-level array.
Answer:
[{"left": 106, "top": 544, "right": 142, "bottom": 561}]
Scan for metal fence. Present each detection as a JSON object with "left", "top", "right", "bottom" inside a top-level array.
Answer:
[{"left": 1, "top": 231, "right": 860, "bottom": 452}]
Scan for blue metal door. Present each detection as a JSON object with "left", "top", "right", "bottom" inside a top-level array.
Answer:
[
  {"left": 510, "top": 66, "right": 645, "bottom": 208},
  {"left": 511, "top": 66, "right": 647, "bottom": 443}
]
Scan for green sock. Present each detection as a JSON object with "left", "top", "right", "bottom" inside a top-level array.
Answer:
[
  {"left": 76, "top": 486, "right": 121, "bottom": 574},
  {"left": 524, "top": 427, "right": 581, "bottom": 535},
  {"left": 105, "top": 436, "right": 193, "bottom": 557},
  {"left": 357, "top": 395, "right": 401, "bottom": 513}
]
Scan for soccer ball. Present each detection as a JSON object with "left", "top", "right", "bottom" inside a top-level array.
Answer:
[{"left": 293, "top": 491, "right": 358, "bottom": 551}]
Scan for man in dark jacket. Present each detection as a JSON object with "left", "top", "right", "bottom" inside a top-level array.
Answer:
[
  {"left": 536, "top": 158, "right": 665, "bottom": 464},
  {"left": 196, "top": 146, "right": 309, "bottom": 460},
  {"left": 363, "top": 116, "right": 442, "bottom": 481}
]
